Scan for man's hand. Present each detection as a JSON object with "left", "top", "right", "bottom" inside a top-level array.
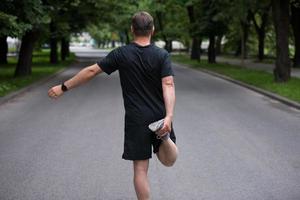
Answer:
[
  {"left": 48, "top": 85, "right": 63, "bottom": 99},
  {"left": 157, "top": 116, "right": 172, "bottom": 137}
]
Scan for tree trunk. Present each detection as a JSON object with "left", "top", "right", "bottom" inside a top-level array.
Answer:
[
  {"left": 235, "top": 39, "right": 242, "bottom": 57},
  {"left": 50, "top": 21, "right": 58, "bottom": 64},
  {"left": 241, "top": 19, "right": 250, "bottom": 59},
  {"left": 187, "top": 4, "right": 201, "bottom": 60},
  {"left": 124, "top": 29, "right": 130, "bottom": 44},
  {"left": 191, "top": 38, "right": 201, "bottom": 61},
  {"left": 119, "top": 32, "right": 124, "bottom": 45},
  {"left": 0, "top": 35, "right": 8, "bottom": 64},
  {"left": 258, "top": 30, "right": 266, "bottom": 61},
  {"left": 291, "top": 2, "right": 300, "bottom": 68},
  {"left": 236, "top": 11, "right": 251, "bottom": 58},
  {"left": 272, "top": 0, "right": 291, "bottom": 82},
  {"left": 165, "top": 40, "right": 172, "bottom": 52},
  {"left": 156, "top": 10, "right": 172, "bottom": 52},
  {"left": 208, "top": 35, "right": 216, "bottom": 63},
  {"left": 112, "top": 40, "right": 115, "bottom": 48},
  {"left": 249, "top": 8, "right": 270, "bottom": 61},
  {"left": 15, "top": 30, "right": 39, "bottom": 77},
  {"left": 235, "top": 25, "right": 249, "bottom": 58},
  {"left": 61, "top": 36, "right": 70, "bottom": 61},
  {"left": 215, "top": 35, "right": 222, "bottom": 55}
]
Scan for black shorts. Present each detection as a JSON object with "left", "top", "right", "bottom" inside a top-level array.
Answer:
[{"left": 122, "top": 123, "right": 176, "bottom": 160}]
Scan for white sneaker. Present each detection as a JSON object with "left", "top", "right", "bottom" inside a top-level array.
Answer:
[
  {"left": 148, "top": 119, "right": 169, "bottom": 140},
  {"left": 148, "top": 119, "right": 165, "bottom": 132}
]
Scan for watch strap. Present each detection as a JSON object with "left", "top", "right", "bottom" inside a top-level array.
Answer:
[{"left": 61, "top": 82, "right": 68, "bottom": 92}]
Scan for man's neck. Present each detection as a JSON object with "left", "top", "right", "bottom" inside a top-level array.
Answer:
[{"left": 133, "top": 36, "right": 151, "bottom": 46}]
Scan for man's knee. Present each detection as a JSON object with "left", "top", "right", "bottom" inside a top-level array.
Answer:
[
  {"left": 157, "top": 154, "right": 177, "bottom": 167},
  {"left": 161, "top": 159, "right": 176, "bottom": 167},
  {"left": 133, "top": 159, "right": 149, "bottom": 174}
]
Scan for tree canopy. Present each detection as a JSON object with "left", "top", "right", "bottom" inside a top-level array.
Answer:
[{"left": 0, "top": 0, "right": 299, "bottom": 82}]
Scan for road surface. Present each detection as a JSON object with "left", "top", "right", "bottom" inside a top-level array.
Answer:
[{"left": 0, "top": 48, "right": 300, "bottom": 200}]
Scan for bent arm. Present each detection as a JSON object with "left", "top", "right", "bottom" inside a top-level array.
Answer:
[
  {"left": 162, "top": 75, "right": 175, "bottom": 119},
  {"left": 157, "top": 75, "right": 175, "bottom": 136}
]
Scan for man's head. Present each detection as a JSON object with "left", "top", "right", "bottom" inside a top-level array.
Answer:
[{"left": 131, "top": 11, "right": 154, "bottom": 37}]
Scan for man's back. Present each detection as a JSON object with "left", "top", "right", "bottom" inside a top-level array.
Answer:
[{"left": 97, "top": 42, "right": 174, "bottom": 125}]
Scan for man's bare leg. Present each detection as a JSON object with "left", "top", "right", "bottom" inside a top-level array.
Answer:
[
  {"left": 133, "top": 160, "right": 150, "bottom": 200},
  {"left": 157, "top": 138, "right": 178, "bottom": 167}
]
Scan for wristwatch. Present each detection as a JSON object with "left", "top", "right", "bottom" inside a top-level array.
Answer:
[{"left": 61, "top": 82, "right": 68, "bottom": 92}]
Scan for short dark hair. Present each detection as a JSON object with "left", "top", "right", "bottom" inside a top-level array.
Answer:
[{"left": 131, "top": 11, "right": 154, "bottom": 36}]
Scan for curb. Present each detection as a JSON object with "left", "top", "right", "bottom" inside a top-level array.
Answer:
[
  {"left": 0, "top": 62, "right": 75, "bottom": 106},
  {"left": 174, "top": 62, "right": 300, "bottom": 110}
]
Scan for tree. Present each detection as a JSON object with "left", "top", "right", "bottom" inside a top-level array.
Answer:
[
  {"left": 154, "top": 0, "right": 188, "bottom": 52},
  {"left": 15, "top": 29, "right": 41, "bottom": 76},
  {"left": 0, "top": 12, "right": 15, "bottom": 64},
  {"left": 0, "top": 34, "right": 8, "bottom": 64},
  {"left": 14, "top": 0, "right": 49, "bottom": 77},
  {"left": 49, "top": 20, "right": 58, "bottom": 64},
  {"left": 44, "top": 0, "right": 120, "bottom": 63},
  {"left": 199, "top": 0, "right": 229, "bottom": 63},
  {"left": 272, "top": 0, "right": 291, "bottom": 82},
  {"left": 231, "top": 0, "right": 253, "bottom": 59},
  {"left": 0, "top": 3, "right": 31, "bottom": 64},
  {"left": 249, "top": 0, "right": 271, "bottom": 61},
  {"left": 155, "top": 1, "right": 172, "bottom": 52},
  {"left": 291, "top": 0, "right": 300, "bottom": 68},
  {"left": 109, "top": 0, "right": 137, "bottom": 45},
  {"left": 87, "top": 23, "right": 112, "bottom": 48},
  {"left": 186, "top": 2, "right": 201, "bottom": 60},
  {"left": 45, "top": 0, "right": 88, "bottom": 63}
]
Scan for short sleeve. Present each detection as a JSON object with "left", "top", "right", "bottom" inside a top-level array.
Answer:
[
  {"left": 96, "top": 49, "right": 119, "bottom": 75},
  {"left": 161, "top": 53, "right": 174, "bottom": 78}
]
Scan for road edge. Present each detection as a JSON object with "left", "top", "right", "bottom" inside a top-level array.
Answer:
[
  {"left": 174, "top": 62, "right": 300, "bottom": 110},
  {"left": 0, "top": 64, "right": 73, "bottom": 106}
]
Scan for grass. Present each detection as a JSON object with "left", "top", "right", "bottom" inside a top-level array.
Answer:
[
  {"left": 0, "top": 50, "right": 75, "bottom": 97},
  {"left": 172, "top": 54, "right": 300, "bottom": 104},
  {"left": 220, "top": 54, "right": 276, "bottom": 64}
]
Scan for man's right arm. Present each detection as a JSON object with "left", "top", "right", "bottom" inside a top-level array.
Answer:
[
  {"left": 48, "top": 63, "right": 102, "bottom": 99},
  {"left": 63, "top": 63, "right": 102, "bottom": 90}
]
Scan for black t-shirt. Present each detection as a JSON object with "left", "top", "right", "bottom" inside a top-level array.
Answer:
[{"left": 97, "top": 42, "right": 174, "bottom": 126}]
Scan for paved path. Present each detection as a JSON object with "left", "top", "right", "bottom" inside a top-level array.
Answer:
[
  {"left": 1, "top": 48, "right": 300, "bottom": 200},
  {"left": 216, "top": 56, "right": 300, "bottom": 78}
]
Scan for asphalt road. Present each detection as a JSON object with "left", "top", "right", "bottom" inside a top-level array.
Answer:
[{"left": 1, "top": 48, "right": 300, "bottom": 200}]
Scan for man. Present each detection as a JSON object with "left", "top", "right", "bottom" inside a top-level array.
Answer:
[{"left": 48, "top": 11, "right": 178, "bottom": 200}]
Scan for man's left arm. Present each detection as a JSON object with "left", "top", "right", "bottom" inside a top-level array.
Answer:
[
  {"left": 158, "top": 75, "right": 175, "bottom": 136},
  {"left": 48, "top": 63, "right": 102, "bottom": 99}
]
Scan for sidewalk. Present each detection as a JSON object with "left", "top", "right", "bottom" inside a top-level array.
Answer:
[{"left": 216, "top": 56, "right": 300, "bottom": 78}]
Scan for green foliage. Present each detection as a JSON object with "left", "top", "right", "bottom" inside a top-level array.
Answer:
[
  {"left": 87, "top": 23, "right": 112, "bottom": 46},
  {"left": 0, "top": 0, "right": 294, "bottom": 66},
  {"left": 150, "top": 0, "right": 189, "bottom": 43},
  {"left": 0, "top": 50, "right": 75, "bottom": 97},
  {"left": 198, "top": 0, "right": 230, "bottom": 37},
  {"left": 84, "top": 0, "right": 190, "bottom": 45},
  {"left": 0, "top": 0, "right": 50, "bottom": 37},
  {"left": 0, "top": 12, "right": 30, "bottom": 37}
]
